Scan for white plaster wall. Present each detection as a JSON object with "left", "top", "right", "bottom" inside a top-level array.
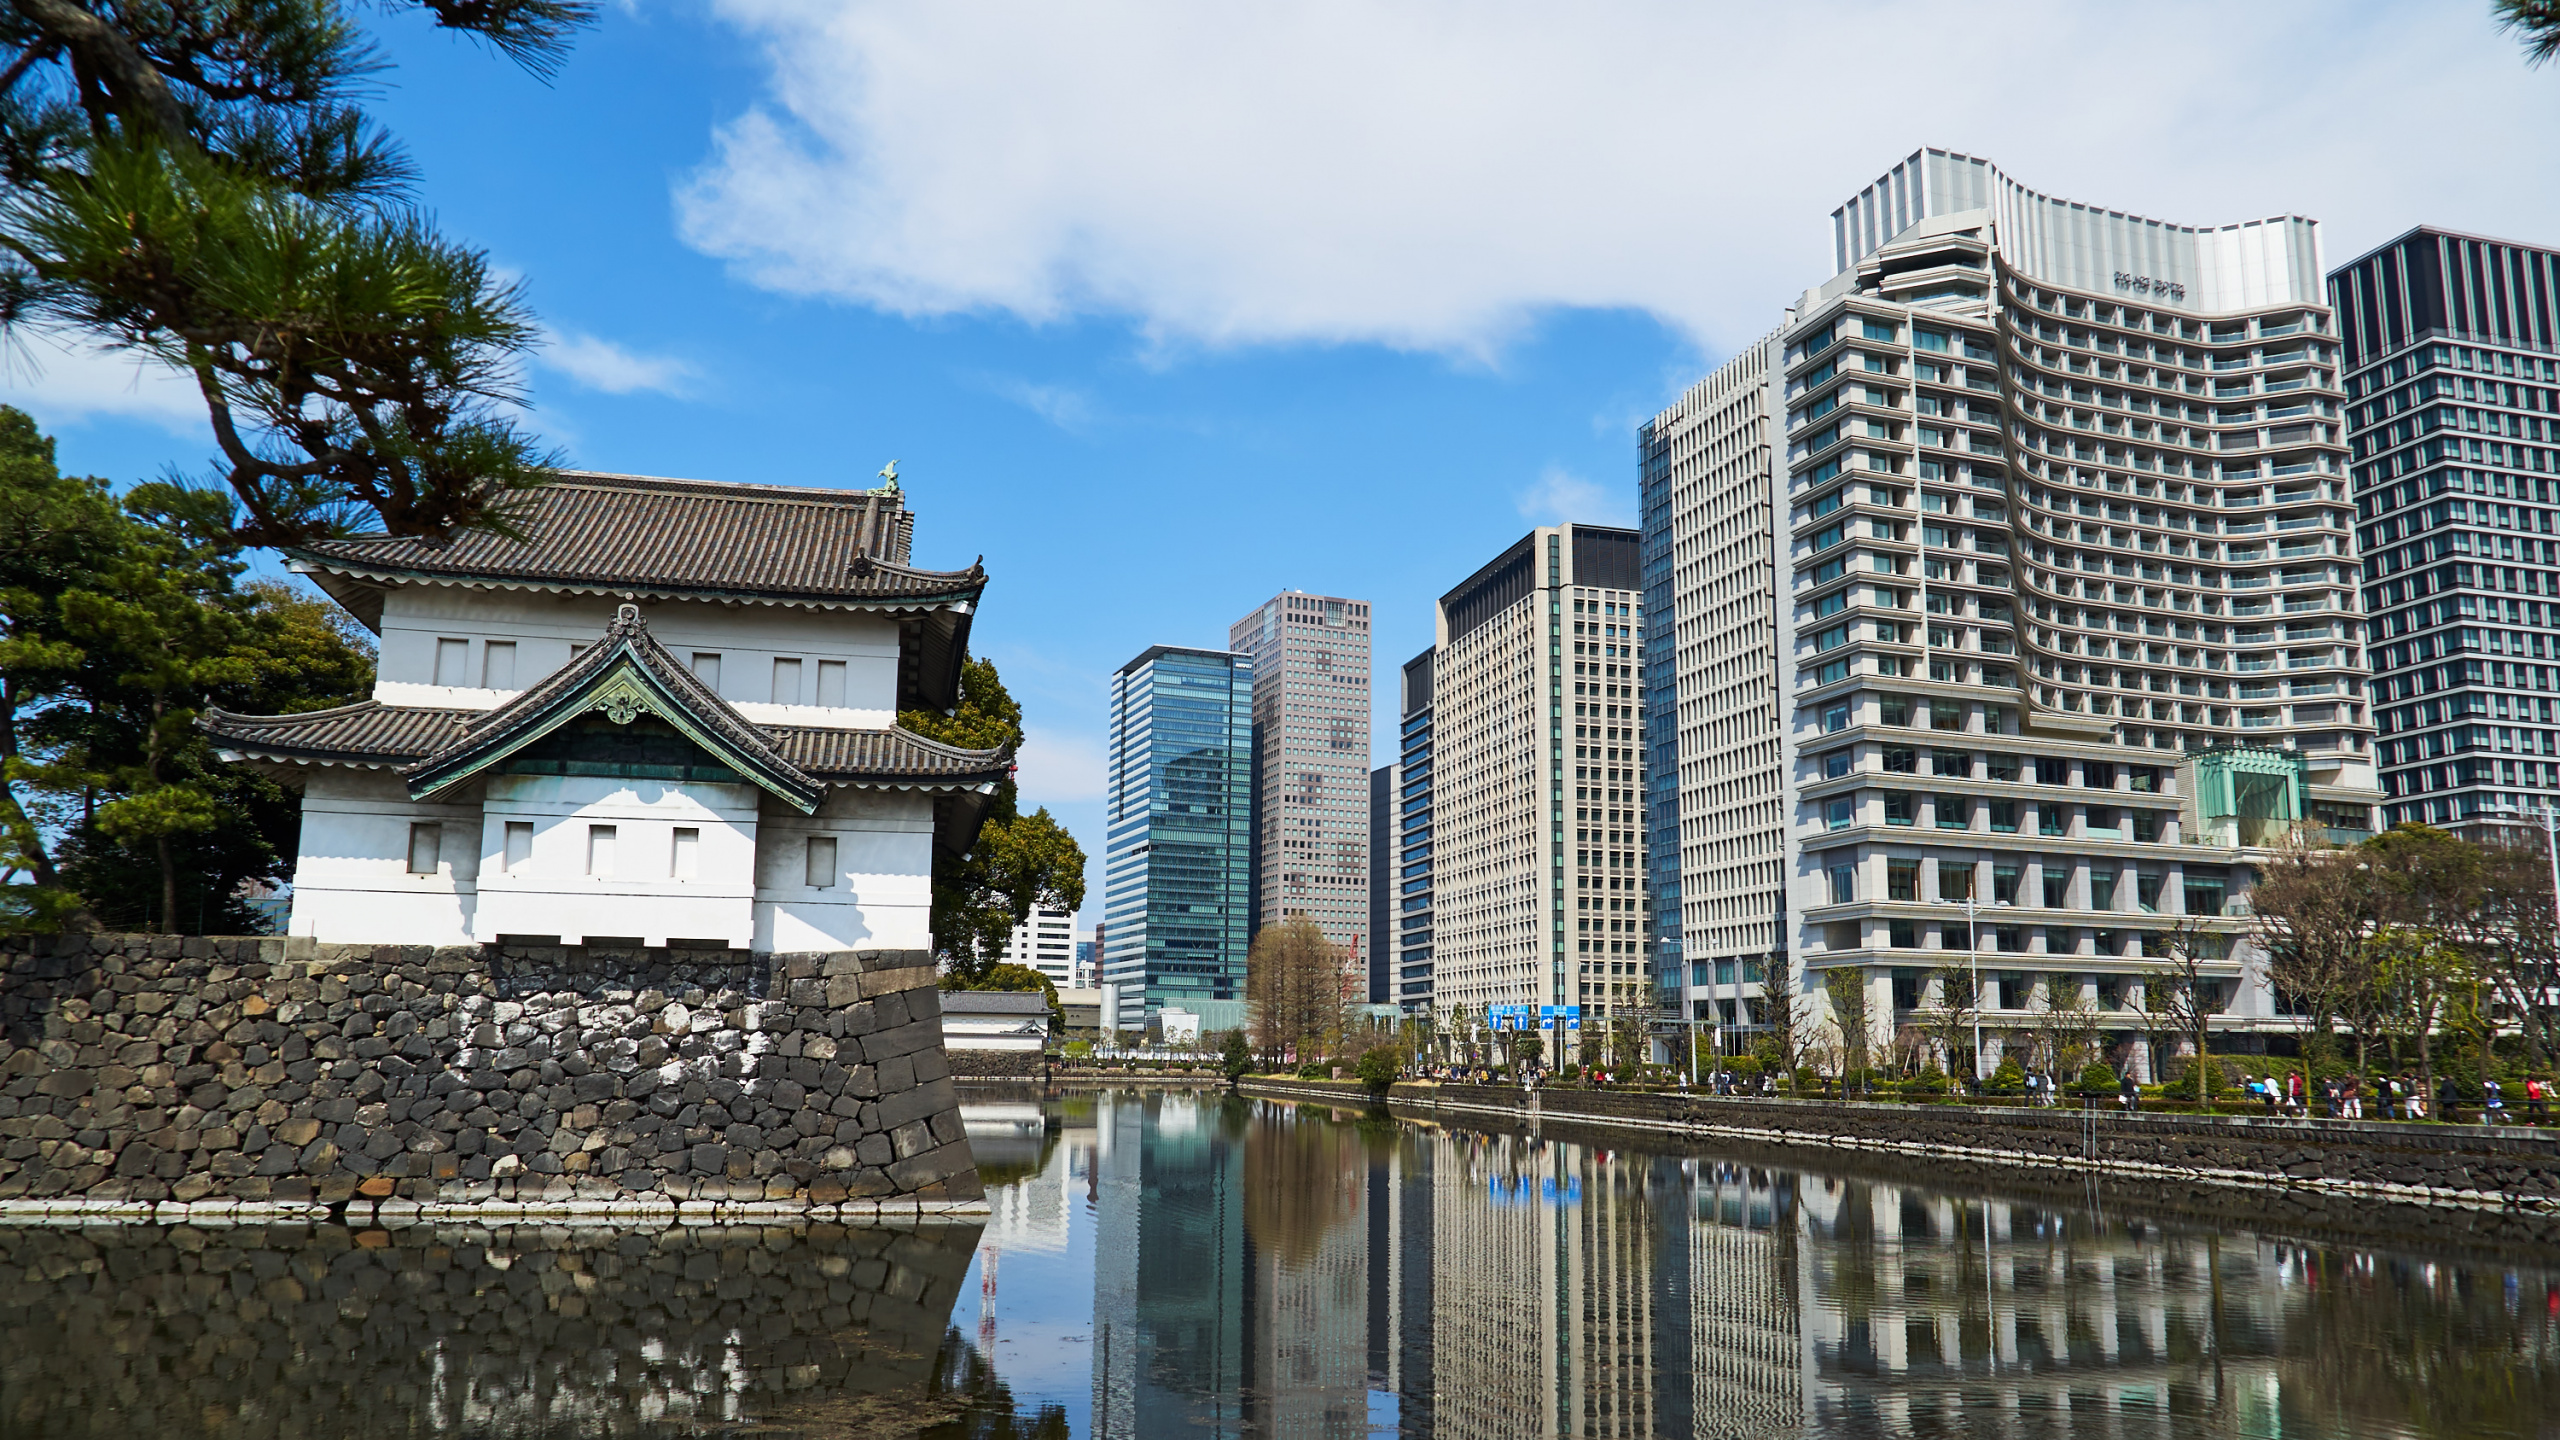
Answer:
[
  {"left": 754, "top": 789, "right": 936, "bottom": 952},
  {"left": 371, "top": 587, "right": 906, "bottom": 725},
  {"left": 287, "top": 770, "right": 478, "bottom": 945},
  {"left": 468, "top": 773, "right": 760, "bottom": 948}
]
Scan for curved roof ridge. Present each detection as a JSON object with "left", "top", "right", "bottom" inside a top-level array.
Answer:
[
  {"left": 403, "top": 605, "right": 825, "bottom": 812},
  {"left": 877, "top": 722, "right": 1012, "bottom": 765}
]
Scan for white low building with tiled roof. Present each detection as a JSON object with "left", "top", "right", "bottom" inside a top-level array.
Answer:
[{"left": 204, "top": 472, "right": 1010, "bottom": 951}]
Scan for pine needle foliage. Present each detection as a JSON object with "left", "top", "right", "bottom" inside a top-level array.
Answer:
[{"left": 0, "top": 0, "right": 594, "bottom": 545}]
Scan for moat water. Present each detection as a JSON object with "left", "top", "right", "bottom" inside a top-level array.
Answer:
[{"left": 4, "top": 1088, "right": 2558, "bottom": 1438}]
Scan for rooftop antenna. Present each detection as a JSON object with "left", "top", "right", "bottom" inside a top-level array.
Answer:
[{"left": 877, "top": 459, "right": 901, "bottom": 493}]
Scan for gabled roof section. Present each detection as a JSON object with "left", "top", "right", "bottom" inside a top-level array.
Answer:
[
  {"left": 284, "top": 471, "right": 986, "bottom": 628},
  {"left": 403, "top": 605, "right": 826, "bottom": 812},
  {"left": 203, "top": 701, "right": 476, "bottom": 769},
  {"left": 767, "top": 725, "right": 1015, "bottom": 789}
]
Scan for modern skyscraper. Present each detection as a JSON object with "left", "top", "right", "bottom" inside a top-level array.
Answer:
[
  {"left": 1656, "top": 148, "right": 2382, "bottom": 1068},
  {"left": 1394, "top": 650, "right": 1436, "bottom": 1014},
  {"left": 2330, "top": 227, "right": 2560, "bottom": 837},
  {"left": 1369, "top": 763, "right": 1393, "bottom": 1004},
  {"left": 1229, "top": 592, "right": 1374, "bottom": 989},
  {"left": 1643, "top": 333, "right": 1790, "bottom": 1034},
  {"left": 1431, "top": 526, "right": 1650, "bottom": 1053},
  {"left": 1102, "top": 645, "right": 1256, "bottom": 1030}
]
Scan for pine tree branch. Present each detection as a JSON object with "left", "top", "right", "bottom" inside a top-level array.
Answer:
[{"left": 8, "top": 0, "right": 192, "bottom": 139}]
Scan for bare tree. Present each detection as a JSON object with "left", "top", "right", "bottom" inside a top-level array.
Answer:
[
  {"left": 2150, "top": 918, "right": 2232, "bottom": 1107},
  {"left": 1248, "top": 916, "right": 1345, "bottom": 1068},
  {"left": 1762, "top": 959, "right": 1815, "bottom": 1087},
  {"left": 2030, "top": 975, "right": 2104, "bottom": 1081},
  {"left": 1823, "top": 968, "right": 1873, "bottom": 1078},
  {"left": 2470, "top": 836, "right": 2560, "bottom": 1069},
  {"left": 2246, "top": 836, "right": 2378, "bottom": 1061},
  {"left": 1918, "top": 963, "right": 1979, "bottom": 1082}
]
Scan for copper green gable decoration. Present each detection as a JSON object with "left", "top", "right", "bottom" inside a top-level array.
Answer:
[{"left": 401, "top": 604, "right": 825, "bottom": 812}]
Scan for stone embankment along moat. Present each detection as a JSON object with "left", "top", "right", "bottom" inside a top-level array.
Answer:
[
  {"left": 1240, "top": 1077, "right": 2560, "bottom": 1212},
  {"left": 0, "top": 933, "right": 982, "bottom": 1216}
]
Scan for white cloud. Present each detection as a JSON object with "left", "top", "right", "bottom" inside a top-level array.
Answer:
[
  {"left": 677, "top": 1, "right": 2560, "bottom": 359},
  {"left": 538, "top": 328, "right": 701, "bottom": 396},
  {"left": 1517, "top": 464, "right": 1630, "bottom": 528},
  {"left": 1016, "top": 726, "right": 1107, "bottom": 806},
  {"left": 981, "top": 375, "right": 1098, "bottom": 431},
  {"left": 0, "top": 334, "right": 206, "bottom": 434}
]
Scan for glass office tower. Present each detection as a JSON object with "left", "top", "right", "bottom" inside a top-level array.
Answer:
[
  {"left": 1640, "top": 425, "right": 1684, "bottom": 1012},
  {"left": 2331, "top": 227, "right": 2560, "bottom": 836},
  {"left": 1395, "top": 650, "right": 1435, "bottom": 1014},
  {"left": 1102, "top": 646, "right": 1256, "bottom": 1029}
]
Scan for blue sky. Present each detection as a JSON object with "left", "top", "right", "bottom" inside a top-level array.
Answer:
[{"left": 10, "top": 1, "right": 2558, "bottom": 929}]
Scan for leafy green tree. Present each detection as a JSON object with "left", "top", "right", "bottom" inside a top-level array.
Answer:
[
  {"left": 0, "top": 0, "right": 590, "bottom": 544},
  {"left": 0, "top": 404, "right": 122, "bottom": 923},
  {"left": 901, "top": 657, "right": 1086, "bottom": 983},
  {"left": 1220, "top": 1027, "right": 1252, "bottom": 1083},
  {"left": 0, "top": 405, "right": 373, "bottom": 929},
  {"left": 1354, "top": 1044, "right": 1400, "bottom": 1098},
  {"left": 2498, "top": 0, "right": 2560, "bottom": 64}
]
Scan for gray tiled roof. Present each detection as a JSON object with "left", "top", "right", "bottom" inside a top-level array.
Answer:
[
  {"left": 201, "top": 702, "right": 478, "bottom": 765},
  {"left": 937, "top": 990, "right": 1053, "bottom": 1015},
  {"left": 286, "top": 471, "right": 984, "bottom": 610},
  {"left": 767, "top": 725, "right": 1015, "bottom": 783},
  {"left": 205, "top": 609, "right": 1010, "bottom": 796}
]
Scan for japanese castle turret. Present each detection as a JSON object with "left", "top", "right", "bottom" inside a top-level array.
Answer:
[{"left": 206, "top": 472, "right": 1010, "bottom": 951}]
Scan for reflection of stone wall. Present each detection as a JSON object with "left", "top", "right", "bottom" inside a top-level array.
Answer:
[
  {"left": 0, "top": 933, "right": 979, "bottom": 1209},
  {"left": 0, "top": 1218, "right": 980, "bottom": 1438}
]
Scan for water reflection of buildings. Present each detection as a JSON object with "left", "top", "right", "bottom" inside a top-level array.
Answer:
[
  {"left": 1052, "top": 1096, "right": 2560, "bottom": 1438},
  {"left": 1087, "top": 1091, "right": 1437, "bottom": 1440}
]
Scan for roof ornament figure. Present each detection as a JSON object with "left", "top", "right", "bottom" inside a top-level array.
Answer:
[{"left": 877, "top": 459, "right": 901, "bottom": 493}]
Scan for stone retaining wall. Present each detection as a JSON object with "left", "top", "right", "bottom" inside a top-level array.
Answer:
[
  {"left": 1413, "top": 1076, "right": 2560, "bottom": 1199},
  {"left": 0, "top": 1218, "right": 980, "bottom": 1437},
  {"left": 0, "top": 933, "right": 980, "bottom": 1210},
  {"left": 943, "top": 1047, "right": 1049, "bottom": 1079},
  {"left": 1241, "top": 1077, "right": 2560, "bottom": 1209}
]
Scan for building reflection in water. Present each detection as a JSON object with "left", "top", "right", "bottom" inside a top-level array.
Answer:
[{"left": 1048, "top": 1090, "right": 2560, "bottom": 1440}]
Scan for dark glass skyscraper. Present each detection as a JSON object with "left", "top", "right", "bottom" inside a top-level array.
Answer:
[
  {"left": 1394, "top": 650, "right": 1434, "bottom": 1014},
  {"left": 1102, "top": 645, "right": 1256, "bottom": 1029},
  {"left": 1639, "top": 417, "right": 1682, "bottom": 1011},
  {"left": 2332, "top": 228, "right": 2560, "bottom": 835}
]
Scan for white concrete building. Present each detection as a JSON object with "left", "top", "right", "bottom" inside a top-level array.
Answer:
[
  {"left": 998, "top": 904, "right": 1077, "bottom": 986},
  {"left": 1650, "top": 148, "right": 2384, "bottom": 1071},
  {"left": 206, "top": 472, "right": 1011, "bottom": 951},
  {"left": 1428, "top": 526, "right": 1651, "bottom": 1057}
]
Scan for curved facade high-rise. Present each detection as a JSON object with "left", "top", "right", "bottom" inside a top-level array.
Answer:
[{"left": 1654, "top": 149, "right": 2382, "bottom": 1071}]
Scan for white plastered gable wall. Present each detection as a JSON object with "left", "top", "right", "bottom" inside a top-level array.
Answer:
[{"left": 284, "top": 583, "right": 939, "bottom": 951}]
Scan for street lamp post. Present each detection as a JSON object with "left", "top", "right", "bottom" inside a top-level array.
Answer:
[
  {"left": 1931, "top": 890, "right": 1986, "bottom": 1083},
  {"left": 1967, "top": 894, "right": 1983, "bottom": 1084}
]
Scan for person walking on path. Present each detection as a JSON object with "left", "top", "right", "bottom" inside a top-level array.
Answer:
[
  {"left": 2529, "top": 1076, "right": 2551, "bottom": 1122},
  {"left": 2438, "top": 1076, "right": 2459, "bottom": 1125},
  {"left": 2119, "top": 1071, "right": 2140, "bottom": 1113},
  {"left": 2345, "top": 1076, "right": 2363, "bottom": 1120},
  {"left": 2287, "top": 1070, "right": 2306, "bottom": 1117}
]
